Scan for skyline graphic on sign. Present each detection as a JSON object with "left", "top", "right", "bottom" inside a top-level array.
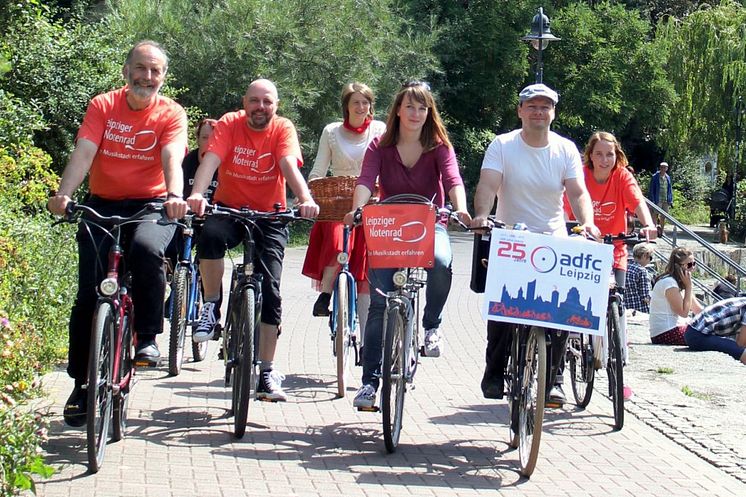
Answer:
[{"left": 487, "top": 279, "right": 602, "bottom": 330}]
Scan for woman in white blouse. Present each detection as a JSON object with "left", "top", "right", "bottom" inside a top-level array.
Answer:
[{"left": 302, "top": 83, "right": 386, "bottom": 336}]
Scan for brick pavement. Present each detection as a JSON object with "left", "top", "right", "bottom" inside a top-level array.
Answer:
[{"left": 35, "top": 233, "right": 745, "bottom": 496}]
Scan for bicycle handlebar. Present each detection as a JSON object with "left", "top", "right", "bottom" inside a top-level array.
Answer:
[
  {"left": 203, "top": 203, "right": 313, "bottom": 224},
  {"left": 61, "top": 202, "right": 171, "bottom": 225}
]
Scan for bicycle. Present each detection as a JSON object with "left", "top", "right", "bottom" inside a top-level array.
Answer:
[
  {"left": 204, "top": 203, "right": 310, "bottom": 439},
  {"left": 166, "top": 215, "right": 209, "bottom": 376},
  {"left": 567, "top": 231, "right": 647, "bottom": 430},
  {"left": 328, "top": 225, "right": 359, "bottom": 398},
  {"left": 479, "top": 220, "right": 548, "bottom": 477},
  {"left": 60, "top": 202, "right": 175, "bottom": 473},
  {"left": 358, "top": 194, "right": 464, "bottom": 453}
]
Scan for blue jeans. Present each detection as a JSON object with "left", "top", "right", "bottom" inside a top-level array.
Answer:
[
  {"left": 684, "top": 325, "right": 745, "bottom": 361},
  {"left": 361, "top": 224, "right": 452, "bottom": 390}
]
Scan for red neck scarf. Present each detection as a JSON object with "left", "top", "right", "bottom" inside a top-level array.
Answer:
[{"left": 343, "top": 116, "right": 372, "bottom": 134}]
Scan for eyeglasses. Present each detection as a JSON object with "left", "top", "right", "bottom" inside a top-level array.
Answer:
[
  {"left": 402, "top": 80, "right": 431, "bottom": 91},
  {"left": 686, "top": 261, "right": 696, "bottom": 269}
]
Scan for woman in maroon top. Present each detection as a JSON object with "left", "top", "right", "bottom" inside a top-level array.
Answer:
[{"left": 343, "top": 82, "right": 471, "bottom": 408}]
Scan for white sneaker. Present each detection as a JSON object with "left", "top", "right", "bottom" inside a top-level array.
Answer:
[
  {"left": 256, "top": 370, "right": 288, "bottom": 401},
  {"left": 353, "top": 384, "right": 376, "bottom": 409},
  {"left": 423, "top": 328, "right": 443, "bottom": 357},
  {"left": 193, "top": 301, "right": 217, "bottom": 343}
]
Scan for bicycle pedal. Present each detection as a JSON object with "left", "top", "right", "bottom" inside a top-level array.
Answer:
[
  {"left": 133, "top": 358, "right": 159, "bottom": 368},
  {"left": 545, "top": 400, "right": 564, "bottom": 409},
  {"left": 356, "top": 406, "right": 379, "bottom": 412},
  {"left": 255, "top": 397, "right": 280, "bottom": 403}
]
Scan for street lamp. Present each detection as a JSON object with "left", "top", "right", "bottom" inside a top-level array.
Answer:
[{"left": 520, "top": 7, "right": 560, "bottom": 84}]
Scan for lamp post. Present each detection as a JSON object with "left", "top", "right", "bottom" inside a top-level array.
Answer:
[
  {"left": 730, "top": 96, "right": 745, "bottom": 221},
  {"left": 520, "top": 7, "right": 560, "bottom": 84}
]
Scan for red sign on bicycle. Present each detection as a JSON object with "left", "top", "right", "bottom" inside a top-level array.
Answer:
[{"left": 362, "top": 203, "right": 436, "bottom": 269}]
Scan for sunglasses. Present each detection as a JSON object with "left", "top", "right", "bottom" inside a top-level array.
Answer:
[
  {"left": 402, "top": 80, "right": 431, "bottom": 91},
  {"left": 685, "top": 261, "right": 696, "bottom": 269}
]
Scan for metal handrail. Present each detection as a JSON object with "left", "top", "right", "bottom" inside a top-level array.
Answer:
[{"left": 646, "top": 199, "right": 743, "bottom": 299}]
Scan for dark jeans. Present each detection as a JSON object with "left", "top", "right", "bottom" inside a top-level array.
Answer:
[
  {"left": 198, "top": 215, "right": 288, "bottom": 325},
  {"left": 68, "top": 198, "right": 174, "bottom": 382},
  {"left": 484, "top": 322, "right": 568, "bottom": 392},
  {"left": 684, "top": 325, "right": 745, "bottom": 360},
  {"left": 361, "top": 224, "right": 453, "bottom": 390}
]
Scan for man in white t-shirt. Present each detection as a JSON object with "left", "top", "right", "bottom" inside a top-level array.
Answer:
[{"left": 471, "top": 84, "right": 599, "bottom": 404}]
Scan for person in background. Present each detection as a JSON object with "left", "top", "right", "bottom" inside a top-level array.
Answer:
[
  {"left": 344, "top": 81, "right": 471, "bottom": 409},
  {"left": 713, "top": 274, "right": 738, "bottom": 300},
  {"left": 563, "top": 131, "right": 657, "bottom": 400},
  {"left": 649, "top": 247, "right": 703, "bottom": 345},
  {"left": 648, "top": 161, "right": 673, "bottom": 234},
  {"left": 684, "top": 296, "right": 746, "bottom": 364},
  {"left": 625, "top": 242, "right": 654, "bottom": 314},
  {"left": 302, "top": 83, "right": 386, "bottom": 346},
  {"left": 183, "top": 118, "right": 218, "bottom": 199}
]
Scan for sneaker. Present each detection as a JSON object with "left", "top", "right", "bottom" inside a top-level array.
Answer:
[
  {"left": 256, "top": 369, "right": 288, "bottom": 401},
  {"left": 423, "top": 328, "right": 443, "bottom": 357},
  {"left": 63, "top": 384, "right": 87, "bottom": 427},
  {"left": 312, "top": 292, "right": 331, "bottom": 317},
  {"left": 134, "top": 337, "right": 160, "bottom": 363},
  {"left": 623, "top": 385, "right": 634, "bottom": 401},
  {"left": 193, "top": 301, "right": 217, "bottom": 342},
  {"left": 353, "top": 384, "right": 377, "bottom": 408},
  {"left": 548, "top": 384, "right": 566, "bottom": 405}
]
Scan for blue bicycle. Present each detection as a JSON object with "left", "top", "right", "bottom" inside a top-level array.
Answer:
[
  {"left": 329, "top": 226, "right": 359, "bottom": 398},
  {"left": 167, "top": 215, "right": 208, "bottom": 376}
]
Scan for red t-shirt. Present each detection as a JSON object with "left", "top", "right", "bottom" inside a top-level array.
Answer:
[
  {"left": 564, "top": 166, "right": 644, "bottom": 270},
  {"left": 209, "top": 112, "right": 303, "bottom": 211},
  {"left": 77, "top": 87, "right": 188, "bottom": 200}
]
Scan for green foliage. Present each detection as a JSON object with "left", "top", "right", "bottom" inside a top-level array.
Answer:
[
  {"left": 1, "top": 0, "right": 125, "bottom": 169},
  {"left": 405, "top": 0, "right": 532, "bottom": 131},
  {"left": 548, "top": 1, "right": 675, "bottom": 147},
  {"left": 0, "top": 399, "right": 54, "bottom": 497},
  {"left": 105, "top": 0, "right": 438, "bottom": 163},
  {"left": 0, "top": 147, "right": 59, "bottom": 214},
  {"left": 447, "top": 123, "right": 495, "bottom": 197},
  {"left": 667, "top": 152, "right": 711, "bottom": 225},
  {"left": 0, "top": 90, "right": 45, "bottom": 148},
  {"left": 658, "top": 1, "right": 746, "bottom": 168}
]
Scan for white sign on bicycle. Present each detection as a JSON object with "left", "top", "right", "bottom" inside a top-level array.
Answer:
[{"left": 483, "top": 230, "right": 613, "bottom": 336}]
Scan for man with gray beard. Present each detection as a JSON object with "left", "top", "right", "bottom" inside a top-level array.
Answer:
[{"left": 48, "top": 40, "right": 188, "bottom": 426}]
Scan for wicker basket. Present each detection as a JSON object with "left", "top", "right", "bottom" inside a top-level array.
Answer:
[{"left": 309, "top": 176, "right": 358, "bottom": 221}]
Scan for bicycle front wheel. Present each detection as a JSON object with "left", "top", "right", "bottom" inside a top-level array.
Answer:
[
  {"left": 168, "top": 266, "right": 189, "bottom": 376},
  {"left": 381, "top": 304, "right": 407, "bottom": 453},
  {"left": 607, "top": 301, "right": 624, "bottom": 430},
  {"left": 233, "top": 287, "right": 256, "bottom": 439},
  {"left": 334, "top": 275, "right": 352, "bottom": 398},
  {"left": 569, "top": 333, "right": 595, "bottom": 407},
  {"left": 87, "top": 302, "right": 115, "bottom": 473},
  {"left": 517, "top": 326, "right": 547, "bottom": 478}
]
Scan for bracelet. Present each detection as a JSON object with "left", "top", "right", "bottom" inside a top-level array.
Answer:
[{"left": 166, "top": 192, "right": 183, "bottom": 200}]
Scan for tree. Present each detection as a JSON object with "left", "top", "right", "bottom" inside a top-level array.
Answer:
[
  {"left": 541, "top": 2, "right": 675, "bottom": 171},
  {"left": 658, "top": 0, "right": 746, "bottom": 174},
  {"left": 1, "top": 0, "right": 125, "bottom": 168},
  {"left": 105, "top": 0, "right": 439, "bottom": 161}
]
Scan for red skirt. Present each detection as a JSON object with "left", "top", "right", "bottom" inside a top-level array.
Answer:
[{"left": 302, "top": 221, "right": 368, "bottom": 284}]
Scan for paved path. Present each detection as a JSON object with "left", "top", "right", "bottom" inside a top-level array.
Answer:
[{"left": 35, "top": 233, "right": 745, "bottom": 496}]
